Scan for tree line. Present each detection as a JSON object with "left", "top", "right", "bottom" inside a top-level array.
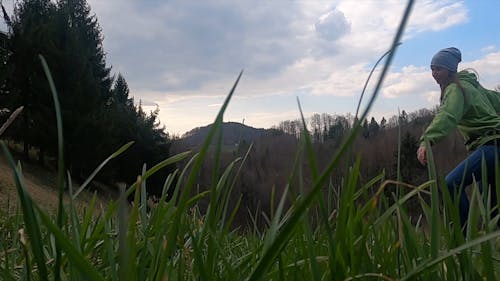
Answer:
[
  {"left": 0, "top": 0, "right": 173, "bottom": 193},
  {"left": 273, "top": 108, "right": 437, "bottom": 143}
]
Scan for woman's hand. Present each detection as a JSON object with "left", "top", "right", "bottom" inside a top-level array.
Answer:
[{"left": 417, "top": 145, "right": 427, "bottom": 166}]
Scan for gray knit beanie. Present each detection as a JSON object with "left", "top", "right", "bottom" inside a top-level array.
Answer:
[{"left": 430, "top": 47, "right": 462, "bottom": 72}]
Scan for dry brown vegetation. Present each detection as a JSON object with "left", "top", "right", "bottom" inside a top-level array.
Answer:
[
  {"left": 1, "top": 108, "right": 469, "bottom": 227},
  {"left": 170, "top": 108, "right": 469, "bottom": 227}
]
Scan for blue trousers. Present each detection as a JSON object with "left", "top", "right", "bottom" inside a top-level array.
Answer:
[{"left": 445, "top": 145, "right": 499, "bottom": 227}]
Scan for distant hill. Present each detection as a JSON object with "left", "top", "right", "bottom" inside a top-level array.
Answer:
[{"left": 179, "top": 122, "right": 281, "bottom": 147}]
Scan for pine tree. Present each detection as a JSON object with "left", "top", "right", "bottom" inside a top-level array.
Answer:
[
  {"left": 368, "top": 117, "right": 380, "bottom": 137},
  {"left": 0, "top": 29, "right": 9, "bottom": 112},
  {"left": 362, "top": 118, "right": 369, "bottom": 139},
  {"left": 51, "top": 0, "right": 113, "bottom": 177},
  {"left": 380, "top": 117, "right": 387, "bottom": 131},
  {"left": 3, "top": 0, "right": 58, "bottom": 160}
]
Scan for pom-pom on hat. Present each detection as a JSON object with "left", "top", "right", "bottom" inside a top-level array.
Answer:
[{"left": 430, "top": 47, "right": 462, "bottom": 72}]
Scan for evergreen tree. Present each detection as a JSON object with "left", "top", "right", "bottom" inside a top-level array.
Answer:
[
  {"left": 3, "top": 0, "right": 58, "bottom": 160},
  {"left": 361, "top": 118, "right": 369, "bottom": 139},
  {"left": 368, "top": 117, "right": 379, "bottom": 137},
  {"left": 380, "top": 117, "right": 387, "bottom": 131},
  {"left": 51, "top": 0, "right": 113, "bottom": 177},
  {"left": 0, "top": 29, "right": 9, "bottom": 113},
  {"left": 123, "top": 102, "right": 173, "bottom": 196},
  {"left": 103, "top": 75, "right": 174, "bottom": 193},
  {"left": 399, "top": 110, "right": 408, "bottom": 126}
]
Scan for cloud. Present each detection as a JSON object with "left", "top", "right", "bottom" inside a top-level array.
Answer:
[
  {"left": 89, "top": 0, "right": 314, "bottom": 92},
  {"left": 462, "top": 51, "right": 500, "bottom": 88},
  {"left": 307, "top": 63, "right": 372, "bottom": 97},
  {"left": 410, "top": 1, "right": 468, "bottom": 32},
  {"left": 336, "top": 0, "right": 468, "bottom": 52},
  {"left": 382, "top": 66, "right": 435, "bottom": 99},
  {"left": 314, "top": 8, "right": 350, "bottom": 42},
  {"left": 481, "top": 45, "right": 496, "bottom": 53}
]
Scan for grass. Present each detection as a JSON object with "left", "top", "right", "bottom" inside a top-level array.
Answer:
[{"left": 1, "top": 0, "right": 500, "bottom": 280}]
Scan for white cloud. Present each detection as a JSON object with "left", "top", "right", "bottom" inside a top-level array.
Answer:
[
  {"left": 314, "top": 8, "right": 350, "bottom": 41},
  {"left": 308, "top": 63, "right": 371, "bottom": 97},
  {"left": 462, "top": 51, "right": 500, "bottom": 88},
  {"left": 335, "top": 0, "right": 467, "bottom": 52},
  {"left": 382, "top": 66, "right": 435, "bottom": 99},
  {"left": 410, "top": 1, "right": 468, "bottom": 32},
  {"left": 481, "top": 45, "right": 496, "bottom": 53}
]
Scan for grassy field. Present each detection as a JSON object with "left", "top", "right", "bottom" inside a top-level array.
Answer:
[{"left": 2, "top": 1, "right": 500, "bottom": 280}]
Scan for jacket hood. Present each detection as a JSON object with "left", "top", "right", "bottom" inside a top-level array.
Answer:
[{"left": 458, "top": 70, "right": 480, "bottom": 88}]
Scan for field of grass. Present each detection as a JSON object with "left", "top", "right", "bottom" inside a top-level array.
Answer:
[{"left": 1, "top": 1, "right": 500, "bottom": 280}]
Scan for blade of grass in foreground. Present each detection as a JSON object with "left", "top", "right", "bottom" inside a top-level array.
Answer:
[
  {"left": 423, "top": 140, "right": 440, "bottom": 261},
  {"left": 164, "top": 71, "right": 243, "bottom": 257},
  {"left": 73, "top": 141, "right": 134, "bottom": 199},
  {"left": 36, "top": 207, "right": 106, "bottom": 281},
  {"left": 0, "top": 106, "right": 23, "bottom": 136},
  {"left": 247, "top": 1, "right": 414, "bottom": 280},
  {"left": 39, "top": 54, "right": 65, "bottom": 281},
  {"left": 401, "top": 230, "right": 500, "bottom": 281}
]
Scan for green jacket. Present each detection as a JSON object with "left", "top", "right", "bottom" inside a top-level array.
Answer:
[{"left": 420, "top": 70, "right": 500, "bottom": 151}]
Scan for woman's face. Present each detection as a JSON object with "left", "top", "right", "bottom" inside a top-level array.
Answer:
[{"left": 431, "top": 65, "right": 450, "bottom": 85}]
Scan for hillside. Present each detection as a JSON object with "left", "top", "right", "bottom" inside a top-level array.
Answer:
[{"left": 0, "top": 151, "right": 113, "bottom": 214}]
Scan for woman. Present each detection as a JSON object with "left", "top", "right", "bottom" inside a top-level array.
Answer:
[{"left": 417, "top": 47, "right": 500, "bottom": 229}]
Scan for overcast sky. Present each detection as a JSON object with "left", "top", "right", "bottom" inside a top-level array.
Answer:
[{"left": 2, "top": 0, "right": 500, "bottom": 136}]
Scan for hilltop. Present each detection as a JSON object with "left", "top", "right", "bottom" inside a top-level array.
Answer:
[{"left": 178, "top": 121, "right": 281, "bottom": 148}]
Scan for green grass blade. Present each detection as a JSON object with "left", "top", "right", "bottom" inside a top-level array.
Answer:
[
  {"left": 124, "top": 151, "right": 191, "bottom": 198},
  {"left": 140, "top": 164, "right": 148, "bottom": 234},
  {"left": 401, "top": 230, "right": 500, "bottom": 280},
  {"left": 36, "top": 207, "right": 106, "bottom": 281},
  {"left": 39, "top": 53, "right": 65, "bottom": 281},
  {"left": 423, "top": 140, "right": 440, "bottom": 259},
  {"left": 165, "top": 71, "right": 243, "bottom": 257}
]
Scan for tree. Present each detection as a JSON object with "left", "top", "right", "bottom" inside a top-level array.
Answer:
[
  {"left": 368, "top": 117, "right": 379, "bottom": 137},
  {"left": 361, "top": 118, "right": 369, "bottom": 139},
  {"left": 380, "top": 117, "right": 387, "bottom": 131},
  {"left": 0, "top": 29, "right": 9, "bottom": 115},
  {"left": 101, "top": 75, "right": 174, "bottom": 193},
  {"left": 396, "top": 132, "right": 424, "bottom": 183},
  {"left": 2, "top": 0, "right": 58, "bottom": 160},
  {"left": 46, "top": 0, "right": 114, "bottom": 176},
  {"left": 327, "top": 115, "right": 350, "bottom": 141},
  {"left": 310, "top": 113, "right": 321, "bottom": 142},
  {"left": 399, "top": 110, "right": 408, "bottom": 126}
]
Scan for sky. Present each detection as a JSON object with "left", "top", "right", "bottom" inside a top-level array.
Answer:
[{"left": 2, "top": 0, "right": 500, "bottom": 136}]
